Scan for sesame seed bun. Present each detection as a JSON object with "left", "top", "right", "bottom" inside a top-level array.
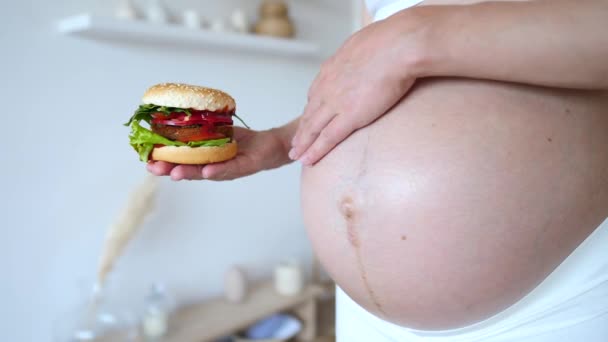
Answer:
[
  {"left": 142, "top": 83, "right": 236, "bottom": 112},
  {"left": 151, "top": 142, "right": 238, "bottom": 165}
]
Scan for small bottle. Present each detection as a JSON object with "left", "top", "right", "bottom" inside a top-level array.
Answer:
[
  {"left": 115, "top": 0, "right": 139, "bottom": 20},
  {"left": 145, "top": 0, "right": 169, "bottom": 24},
  {"left": 210, "top": 17, "right": 228, "bottom": 32},
  {"left": 230, "top": 8, "right": 249, "bottom": 33},
  {"left": 141, "top": 284, "right": 174, "bottom": 341},
  {"left": 182, "top": 9, "right": 202, "bottom": 29}
]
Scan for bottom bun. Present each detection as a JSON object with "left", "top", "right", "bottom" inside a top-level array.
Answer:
[{"left": 151, "top": 142, "right": 238, "bottom": 164}]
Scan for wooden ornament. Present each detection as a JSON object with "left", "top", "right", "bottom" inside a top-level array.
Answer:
[
  {"left": 224, "top": 266, "right": 248, "bottom": 303},
  {"left": 254, "top": 0, "right": 295, "bottom": 38}
]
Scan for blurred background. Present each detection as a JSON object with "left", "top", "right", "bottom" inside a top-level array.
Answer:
[{"left": 0, "top": 0, "right": 362, "bottom": 340}]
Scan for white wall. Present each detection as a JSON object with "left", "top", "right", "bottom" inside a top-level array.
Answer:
[{"left": 0, "top": 0, "right": 353, "bottom": 340}]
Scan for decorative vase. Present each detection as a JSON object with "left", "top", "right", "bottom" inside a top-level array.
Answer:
[
  {"left": 182, "top": 9, "right": 202, "bottom": 29},
  {"left": 254, "top": 0, "right": 295, "bottom": 38},
  {"left": 52, "top": 282, "right": 139, "bottom": 342},
  {"left": 145, "top": 0, "right": 169, "bottom": 24},
  {"left": 210, "top": 17, "right": 228, "bottom": 32},
  {"left": 115, "top": 0, "right": 139, "bottom": 20},
  {"left": 224, "top": 266, "right": 248, "bottom": 303},
  {"left": 230, "top": 8, "right": 249, "bottom": 34},
  {"left": 141, "top": 283, "right": 175, "bottom": 341}
]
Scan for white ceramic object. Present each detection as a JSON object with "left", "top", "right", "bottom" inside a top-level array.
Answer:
[
  {"left": 224, "top": 266, "right": 248, "bottom": 303},
  {"left": 182, "top": 9, "right": 201, "bottom": 29},
  {"left": 115, "top": 0, "right": 139, "bottom": 20},
  {"left": 210, "top": 17, "right": 228, "bottom": 32},
  {"left": 141, "top": 283, "right": 174, "bottom": 339},
  {"left": 274, "top": 260, "right": 304, "bottom": 296},
  {"left": 230, "top": 8, "right": 249, "bottom": 33},
  {"left": 142, "top": 309, "right": 168, "bottom": 338},
  {"left": 145, "top": 0, "right": 169, "bottom": 24}
]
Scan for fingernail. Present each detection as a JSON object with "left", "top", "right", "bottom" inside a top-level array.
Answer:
[
  {"left": 288, "top": 148, "right": 297, "bottom": 160},
  {"left": 299, "top": 155, "right": 312, "bottom": 166},
  {"left": 146, "top": 164, "right": 158, "bottom": 175}
]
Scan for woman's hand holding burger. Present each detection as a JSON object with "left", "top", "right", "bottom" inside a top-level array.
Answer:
[
  {"left": 147, "top": 125, "right": 294, "bottom": 181},
  {"left": 127, "top": 83, "right": 296, "bottom": 181}
]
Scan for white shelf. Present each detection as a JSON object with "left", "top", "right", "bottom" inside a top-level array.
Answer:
[{"left": 57, "top": 14, "right": 321, "bottom": 59}]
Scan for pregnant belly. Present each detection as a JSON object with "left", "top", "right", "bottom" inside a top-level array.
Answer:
[{"left": 300, "top": 78, "right": 608, "bottom": 330}]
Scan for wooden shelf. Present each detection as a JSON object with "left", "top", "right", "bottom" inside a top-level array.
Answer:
[
  {"left": 166, "top": 281, "right": 326, "bottom": 342},
  {"left": 96, "top": 281, "right": 329, "bottom": 342},
  {"left": 57, "top": 14, "right": 321, "bottom": 59}
]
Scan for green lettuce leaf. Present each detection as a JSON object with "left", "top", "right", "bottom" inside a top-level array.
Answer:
[
  {"left": 233, "top": 113, "right": 250, "bottom": 129},
  {"left": 129, "top": 121, "right": 230, "bottom": 162}
]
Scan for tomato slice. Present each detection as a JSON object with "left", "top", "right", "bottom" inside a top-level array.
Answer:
[
  {"left": 151, "top": 111, "right": 233, "bottom": 126},
  {"left": 152, "top": 112, "right": 180, "bottom": 119}
]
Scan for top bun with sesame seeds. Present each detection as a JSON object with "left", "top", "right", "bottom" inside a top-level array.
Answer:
[{"left": 142, "top": 83, "right": 236, "bottom": 112}]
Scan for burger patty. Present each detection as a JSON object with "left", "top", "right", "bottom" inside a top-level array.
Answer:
[{"left": 152, "top": 124, "right": 233, "bottom": 141}]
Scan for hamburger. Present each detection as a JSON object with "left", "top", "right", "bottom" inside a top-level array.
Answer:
[{"left": 125, "top": 83, "right": 248, "bottom": 164}]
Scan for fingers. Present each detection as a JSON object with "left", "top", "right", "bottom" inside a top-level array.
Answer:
[
  {"left": 147, "top": 161, "right": 232, "bottom": 181},
  {"left": 147, "top": 161, "right": 176, "bottom": 176},
  {"left": 201, "top": 163, "right": 231, "bottom": 181},
  {"left": 290, "top": 101, "right": 336, "bottom": 161},
  {"left": 147, "top": 161, "right": 204, "bottom": 181},
  {"left": 170, "top": 165, "right": 204, "bottom": 181},
  {"left": 297, "top": 115, "right": 357, "bottom": 166},
  {"left": 146, "top": 153, "right": 257, "bottom": 181},
  {"left": 232, "top": 126, "right": 251, "bottom": 139}
]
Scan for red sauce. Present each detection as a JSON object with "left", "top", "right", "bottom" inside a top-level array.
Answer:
[{"left": 151, "top": 109, "right": 234, "bottom": 127}]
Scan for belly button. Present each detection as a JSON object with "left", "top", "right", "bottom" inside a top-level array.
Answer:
[
  {"left": 339, "top": 196, "right": 360, "bottom": 247},
  {"left": 339, "top": 193, "right": 386, "bottom": 315}
]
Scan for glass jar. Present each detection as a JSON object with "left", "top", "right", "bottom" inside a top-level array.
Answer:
[
  {"left": 141, "top": 283, "right": 176, "bottom": 342},
  {"left": 53, "top": 282, "right": 140, "bottom": 342}
]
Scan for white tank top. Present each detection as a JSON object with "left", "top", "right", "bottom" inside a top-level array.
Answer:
[{"left": 365, "top": 0, "right": 425, "bottom": 21}]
